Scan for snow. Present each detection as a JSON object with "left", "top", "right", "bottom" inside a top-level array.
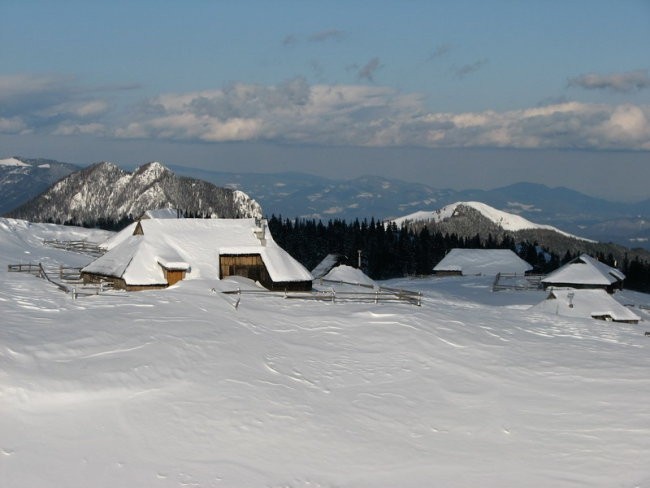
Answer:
[
  {"left": 0, "top": 157, "right": 30, "bottom": 167},
  {"left": 542, "top": 254, "right": 626, "bottom": 286},
  {"left": 434, "top": 248, "right": 533, "bottom": 275},
  {"left": 393, "top": 201, "right": 590, "bottom": 240},
  {"left": 2, "top": 218, "right": 650, "bottom": 487}
]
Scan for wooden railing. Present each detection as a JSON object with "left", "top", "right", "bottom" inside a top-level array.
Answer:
[
  {"left": 7, "top": 262, "right": 112, "bottom": 297},
  {"left": 220, "top": 280, "right": 422, "bottom": 307},
  {"left": 492, "top": 272, "right": 544, "bottom": 292},
  {"left": 42, "top": 239, "right": 106, "bottom": 257}
]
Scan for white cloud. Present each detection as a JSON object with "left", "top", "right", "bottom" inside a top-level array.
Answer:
[
  {"left": 112, "top": 81, "right": 650, "bottom": 151},
  {"left": 0, "top": 74, "right": 112, "bottom": 135},
  {"left": 3, "top": 74, "right": 650, "bottom": 152},
  {"left": 568, "top": 70, "right": 650, "bottom": 93}
]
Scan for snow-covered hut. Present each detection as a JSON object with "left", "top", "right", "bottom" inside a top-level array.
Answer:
[
  {"left": 433, "top": 249, "right": 533, "bottom": 276},
  {"left": 320, "top": 264, "right": 376, "bottom": 288},
  {"left": 531, "top": 288, "right": 640, "bottom": 324},
  {"left": 81, "top": 218, "right": 313, "bottom": 291},
  {"left": 140, "top": 208, "right": 183, "bottom": 219},
  {"left": 311, "top": 253, "right": 346, "bottom": 279},
  {"left": 541, "top": 254, "right": 625, "bottom": 293}
]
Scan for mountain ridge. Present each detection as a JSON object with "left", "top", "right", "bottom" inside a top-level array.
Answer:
[{"left": 6, "top": 161, "right": 262, "bottom": 226}]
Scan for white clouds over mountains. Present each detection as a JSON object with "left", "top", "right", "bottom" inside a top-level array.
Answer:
[{"left": 2, "top": 74, "right": 650, "bottom": 151}]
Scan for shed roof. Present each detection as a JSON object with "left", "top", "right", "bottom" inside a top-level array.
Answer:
[
  {"left": 83, "top": 218, "right": 312, "bottom": 286},
  {"left": 531, "top": 288, "right": 640, "bottom": 323},
  {"left": 433, "top": 249, "right": 532, "bottom": 275},
  {"left": 542, "top": 254, "right": 625, "bottom": 286}
]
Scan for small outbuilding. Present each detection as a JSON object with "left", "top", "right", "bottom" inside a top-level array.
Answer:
[
  {"left": 311, "top": 253, "right": 346, "bottom": 279},
  {"left": 541, "top": 254, "right": 625, "bottom": 293},
  {"left": 81, "top": 218, "right": 313, "bottom": 291},
  {"left": 531, "top": 288, "right": 640, "bottom": 324},
  {"left": 433, "top": 249, "right": 533, "bottom": 276}
]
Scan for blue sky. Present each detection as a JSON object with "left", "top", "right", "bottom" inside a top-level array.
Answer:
[{"left": 1, "top": 0, "right": 649, "bottom": 201}]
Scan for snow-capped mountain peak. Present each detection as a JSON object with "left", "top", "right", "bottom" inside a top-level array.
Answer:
[
  {"left": 393, "top": 201, "right": 589, "bottom": 240},
  {"left": 0, "top": 157, "right": 30, "bottom": 167}
]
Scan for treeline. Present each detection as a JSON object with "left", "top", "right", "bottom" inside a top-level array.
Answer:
[
  {"left": 268, "top": 216, "right": 557, "bottom": 279},
  {"left": 268, "top": 215, "right": 650, "bottom": 292}
]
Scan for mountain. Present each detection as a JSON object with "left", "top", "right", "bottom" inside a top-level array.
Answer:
[
  {"left": 394, "top": 201, "right": 650, "bottom": 265},
  {"left": 393, "top": 201, "right": 587, "bottom": 239},
  {"left": 0, "top": 156, "right": 80, "bottom": 215},
  {"left": 3, "top": 157, "right": 648, "bottom": 248},
  {"left": 169, "top": 166, "right": 650, "bottom": 249},
  {"left": 6, "top": 161, "right": 262, "bottom": 226},
  {"left": 168, "top": 165, "right": 456, "bottom": 220}
]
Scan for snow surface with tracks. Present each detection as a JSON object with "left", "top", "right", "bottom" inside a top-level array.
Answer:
[{"left": 1, "top": 218, "right": 650, "bottom": 488}]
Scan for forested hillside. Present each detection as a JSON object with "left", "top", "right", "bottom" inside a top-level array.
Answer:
[{"left": 268, "top": 216, "right": 650, "bottom": 292}]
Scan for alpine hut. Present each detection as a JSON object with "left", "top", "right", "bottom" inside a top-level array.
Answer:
[
  {"left": 433, "top": 249, "right": 533, "bottom": 276},
  {"left": 531, "top": 288, "right": 640, "bottom": 324},
  {"left": 541, "top": 254, "right": 625, "bottom": 293},
  {"left": 81, "top": 218, "right": 313, "bottom": 291}
]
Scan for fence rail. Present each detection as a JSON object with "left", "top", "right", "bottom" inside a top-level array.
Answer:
[
  {"left": 42, "top": 239, "right": 106, "bottom": 257},
  {"left": 7, "top": 262, "right": 112, "bottom": 297},
  {"left": 492, "top": 272, "right": 544, "bottom": 292},
  {"left": 221, "top": 280, "right": 421, "bottom": 306}
]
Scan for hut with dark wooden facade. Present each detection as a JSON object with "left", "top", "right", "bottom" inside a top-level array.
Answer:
[{"left": 81, "top": 218, "right": 312, "bottom": 291}]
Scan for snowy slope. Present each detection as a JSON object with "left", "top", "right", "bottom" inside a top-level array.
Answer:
[
  {"left": 393, "top": 201, "right": 588, "bottom": 239},
  {"left": 1, "top": 219, "right": 650, "bottom": 487},
  {"left": 0, "top": 157, "right": 30, "bottom": 167}
]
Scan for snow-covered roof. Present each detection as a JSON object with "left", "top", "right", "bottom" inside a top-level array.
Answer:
[
  {"left": 83, "top": 218, "right": 312, "bottom": 285},
  {"left": 542, "top": 254, "right": 625, "bottom": 286},
  {"left": 531, "top": 288, "right": 640, "bottom": 323},
  {"left": 143, "top": 208, "right": 183, "bottom": 219},
  {"left": 433, "top": 248, "right": 533, "bottom": 275},
  {"left": 321, "top": 265, "right": 376, "bottom": 287},
  {"left": 311, "top": 253, "right": 345, "bottom": 279}
]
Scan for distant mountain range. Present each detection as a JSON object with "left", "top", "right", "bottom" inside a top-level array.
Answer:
[
  {"left": 5, "top": 161, "right": 262, "bottom": 226},
  {"left": 169, "top": 165, "right": 650, "bottom": 250},
  {"left": 0, "top": 157, "right": 81, "bottom": 215},
  {"left": 1, "top": 157, "right": 648, "bottom": 249}
]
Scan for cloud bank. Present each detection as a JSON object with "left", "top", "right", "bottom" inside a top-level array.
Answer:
[{"left": 2, "top": 74, "right": 649, "bottom": 151}]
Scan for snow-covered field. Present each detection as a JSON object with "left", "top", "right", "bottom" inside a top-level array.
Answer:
[{"left": 2, "top": 219, "right": 650, "bottom": 488}]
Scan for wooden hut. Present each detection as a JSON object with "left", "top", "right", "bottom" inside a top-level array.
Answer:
[
  {"left": 81, "top": 218, "right": 312, "bottom": 291},
  {"left": 541, "top": 254, "right": 625, "bottom": 293},
  {"left": 433, "top": 249, "right": 532, "bottom": 276}
]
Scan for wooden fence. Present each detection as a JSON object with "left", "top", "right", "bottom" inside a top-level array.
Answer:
[
  {"left": 220, "top": 280, "right": 421, "bottom": 307},
  {"left": 492, "top": 272, "right": 544, "bottom": 292},
  {"left": 7, "top": 262, "right": 112, "bottom": 297},
  {"left": 42, "top": 239, "right": 106, "bottom": 257}
]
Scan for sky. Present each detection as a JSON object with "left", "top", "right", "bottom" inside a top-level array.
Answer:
[{"left": 1, "top": 0, "right": 649, "bottom": 202}]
